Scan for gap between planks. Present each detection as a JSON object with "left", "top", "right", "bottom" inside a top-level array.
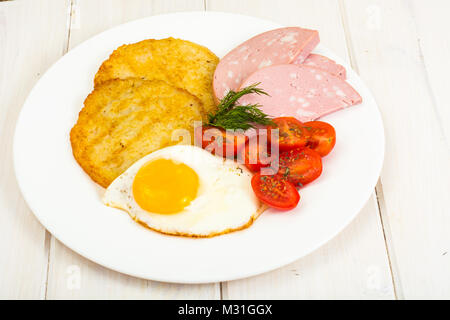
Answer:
[
  {"left": 374, "top": 181, "right": 401, "bottom": 299},
  {"left": 41, "top": 230, "right": 51, "bottom": 299},
  {"left": 338, "top": 0, "right": 400, "bottom": 299},
  {"left": 42, "top": 0, "right": 75, "bottom": 300},
  {"left": 63, "top": 0, "right": 75, "bottom": 54}
]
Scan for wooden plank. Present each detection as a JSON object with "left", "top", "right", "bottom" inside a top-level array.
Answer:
[
  {"left": 68, "top": 0, "right": 207, "bottom": 48},
  {"left": 342, "top": 0, "right": 450, "bottom": 299},
  {"left": 207, "top": 0, "right": 394, "bottom": 299},
  {"left": 0, "top": 0, "right": 70, "bottom": 299},
  {"left": 46, "top": 0, "right": 219, "bottom": 299},
  {"left": 47, "top": 237, "right": 220, "bottom": 299},
  {"left": 410, "top": 0, "right": 450, "bottom": 145}
]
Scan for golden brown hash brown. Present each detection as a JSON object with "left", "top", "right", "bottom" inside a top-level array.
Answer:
[
  {"left": 94, "top": 38, "right": 219, "bottom": 114},
  {"left": 70, "top": 79, "right": 205, "bottom": 188}
]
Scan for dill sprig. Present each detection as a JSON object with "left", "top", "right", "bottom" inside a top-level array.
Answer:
[{"left": 206, "top": 83, "right": 274, "bottom": 130}]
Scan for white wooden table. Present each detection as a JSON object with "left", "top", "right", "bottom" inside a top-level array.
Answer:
[{"left": 1, "top": 0, "right": 449, "bottom": 300}]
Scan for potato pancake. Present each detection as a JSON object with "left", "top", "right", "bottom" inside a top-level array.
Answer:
[
  {"left": 94, "top": 38, "right": 219, "bottom": 113},
  {"left": 70, "top": 79, "right": 204, "bottom": 188}
]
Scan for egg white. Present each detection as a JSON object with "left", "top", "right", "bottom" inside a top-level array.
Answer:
[{"left": 103, "top": 145, "right": 263, "bottom": 237}]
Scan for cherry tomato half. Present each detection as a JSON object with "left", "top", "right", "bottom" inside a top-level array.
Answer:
[
  {"left": 277, "top": 148, "right": 322, "bottom": 187},
  {"left": 239, "top": 134, "right": 273, "bottom": 172},
  {"left": 267, "top": 117, "right": 309, "bottom": 152},
  {"left": 195, "top": 126, "right": 247, "bottom": 158},
  {"left": 303, "top": 121, "right": 336, "bottom": 157},
  {"left": 251, "top": 173, "right": 300, "bottom": 210}
]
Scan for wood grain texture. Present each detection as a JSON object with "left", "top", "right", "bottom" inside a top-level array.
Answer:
[
  {"left": 45, "top": 0, "right": 219, "bottom": 299},
  {"left": 67, "top": 0, "right": 206, "bottom": 48},
  {"left": 0, "top": 0, "right": 70, "bottom": 299},
  {"left": 207, "top": 0, "right": 394, "bottom": 299},
  {"left": 342, "top": 0, "right": 450, "bottom": 299},
  {"left": 410, "top": 0, "right": 450, "bottom": 145}
]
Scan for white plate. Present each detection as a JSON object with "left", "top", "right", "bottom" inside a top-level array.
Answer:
[{"left": 13, "top": 12, "right": 384, "bottom": 283}]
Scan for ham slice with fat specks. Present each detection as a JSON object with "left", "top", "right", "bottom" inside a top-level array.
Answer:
[
  {"left": 295, "top": 53, "right": 346, "bottom": 80},
  {"left": 238, "top": 64, "right": 362, "bottom": 122},
  {"left": 213, "top": 27, "right": 319, "bottom": 101}
]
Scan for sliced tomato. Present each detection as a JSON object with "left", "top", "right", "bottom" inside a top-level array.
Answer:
[
  {"left": 267, "top": 117, "right": 309, "bottom": 152},
  {"left": 195, "top": 126, "right": 247, "bottom": 158},
  {"left": 303, "top": 121, "right": 336, "bottom": 157},
  {"left": 277, "top": 148, "right": 322, "bottom": 187},
  {"left": 251, "top": 173, "right": 300, "bottom": 210},
  {"left": 239, "top": 134, "right": 273, "bottom": 172}
]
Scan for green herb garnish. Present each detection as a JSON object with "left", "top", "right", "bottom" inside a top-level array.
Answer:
[{"left": 205, "top": 83, "right": 274, "bottom": 130}]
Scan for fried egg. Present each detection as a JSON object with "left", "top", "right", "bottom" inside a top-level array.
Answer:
[{"left": 103, "top": 145, "right": 263, "bottom": 237}]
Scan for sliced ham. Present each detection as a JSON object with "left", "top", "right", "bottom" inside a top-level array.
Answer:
[
  {"left": 213, "top": 27, "right": 319, "bottom": 101},
  {"left": 295, "top": 53, "right": 347, "bottom": 80},
  {"left": 238, "top": 64, "right": 362, "bottom": 122}
]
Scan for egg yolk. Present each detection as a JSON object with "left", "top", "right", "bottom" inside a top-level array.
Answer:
[{"left": 132, "top": 159, "right": 199, "bottom": 214}]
